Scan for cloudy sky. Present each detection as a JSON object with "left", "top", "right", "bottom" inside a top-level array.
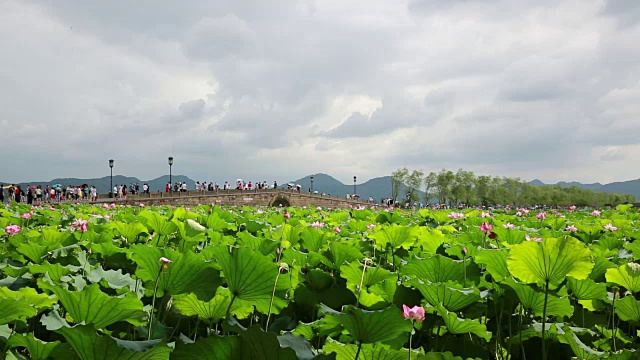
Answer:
[{"left": 1, "top": 0, "right": 639, "bottom": 185}]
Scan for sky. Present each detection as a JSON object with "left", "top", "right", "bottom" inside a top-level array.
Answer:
[{"left": 1, "top": 0, "right": 639, "bottom": 185}]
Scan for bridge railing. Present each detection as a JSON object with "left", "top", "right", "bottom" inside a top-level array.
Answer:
[{"left": 95, "top": 188, "right": 372, "bottom": 205}]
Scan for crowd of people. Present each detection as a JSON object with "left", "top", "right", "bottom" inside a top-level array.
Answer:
[
  {"left": 111, "top": 183, "right": 150, "bottom": 199},
  {"left": 1, "top": 179, "right": 378, "bottom": 205},
  {"left": 165, "top": 180, "right": 280, "bottom": 193},
  {"left": 0, "top": 184, "right": 99, "bottom": 204}
]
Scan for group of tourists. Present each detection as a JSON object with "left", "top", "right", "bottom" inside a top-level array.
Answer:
[
  {"left": 112, "top": 183, "right": 150, "bottom": 199},
  {"left": 165, "top": 180, "right": 281, "bottom": 193},
  {"left": 0, "top": 184, "right": 99, "bottom": 204}
]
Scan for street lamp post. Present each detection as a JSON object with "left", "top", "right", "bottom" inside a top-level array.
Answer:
[
  {"left": 168, "top": 157, "right": 174, "bottom": 193},
  {"left": 109, "top": 159, "right": 114, "bottom": 198},
  {"left": 353, "top": 176, "right": 357, "bottom": 197},
  {"left": 311, "top": 176, "right": 314, "bottom": 193}
]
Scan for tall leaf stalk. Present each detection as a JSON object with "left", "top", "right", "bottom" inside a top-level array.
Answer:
[{"left": 541, "top": 279, "right": 549, "bottom": 360}]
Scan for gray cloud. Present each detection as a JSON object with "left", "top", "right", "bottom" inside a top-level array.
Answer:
[{"left": 1, "top": 0, "right": 639, "bottom": 186}]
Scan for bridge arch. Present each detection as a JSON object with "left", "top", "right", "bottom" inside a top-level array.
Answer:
[{"left": 270, "top": 194, "right": 291, "bottom": 207}]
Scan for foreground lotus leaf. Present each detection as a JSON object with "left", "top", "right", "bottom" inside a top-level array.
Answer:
[{"left": 507, "top": 237, "right": 594, "bottom": 289}]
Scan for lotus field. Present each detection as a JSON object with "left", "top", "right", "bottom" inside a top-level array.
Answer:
[{"left": 1, "top": 203, "right": 640, "bottom": 360}]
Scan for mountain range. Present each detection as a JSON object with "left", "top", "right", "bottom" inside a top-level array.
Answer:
[
  {"left": 1, "top": 173, "right": 638, "bottom": 202},
  {"left": 527, "top": 178, "right": 640, "bottom": 199}
]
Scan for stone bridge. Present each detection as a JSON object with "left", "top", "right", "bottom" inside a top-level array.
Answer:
[{"left": 94, "top": 189, "right": 371, "bottom": 209}]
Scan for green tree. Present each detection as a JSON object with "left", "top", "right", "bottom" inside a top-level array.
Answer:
[
  {"left": 404, "top": 169, "right": 424, "bottom": 205},
  {"left": 391, "top": 168, "right": 408, "bottom": 202}
]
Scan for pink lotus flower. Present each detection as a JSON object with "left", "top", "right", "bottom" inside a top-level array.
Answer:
[
  {"left": 256, "top": 210, "right": 264, "bottom": 214},
  {"left": 521, "top": 208, "right": 530, "bottom": 215},
  {"left": 185, "top": 207, "right": 191, "bottom": 212},
  {"left": 159, "top": 256, "right": 173, "bottom": 270},
  {"left": 102, "top": 203, "right": 110, "bottom": 209},
  {"left": 284, "top": 212, "right": 291, "bottom": 219},
  {"left": 448, "top": 212, "right": 464, "bottom": 219},
  {"left": 316, "top": 206, "right": 322, "bottom": 210},
  {"left": 311, "top": 221, "right": 325, "bottom": 228},
  {"left": 525, "top": 234, "right": 543, "bottom": 242},
  {"left": 566, "top": 225, "right": 578, "bottom": 233},
  {"left": 402, "top": 305, "right": 425, "bottom": 322},
  {"left": 139, "top": 203, "right": 145, "bottom": 207},
  {"left": 21, "top": 211, "right": 34, "bottom": 220},
  {"left": 110, "top": 203, "right": 117, "bottom": 209},
  {"left": 503, "top": 223, "right": 516, "bottom": 229},
  {"left": 480, "top": 222, "right": 493, "bottom": 235},
  {"left": 480, "top": 211, "right": 491, "bottom": 218},
  {"left": 536, "top": 212, "right": 546, "bottom": 220},
  {"left": 515, "top": 211, "right": 523, "bottom": 216},
  {"left": 335, "top": 226, "right": 342, "bottom": 234},
  {"left": 71, "top": 219, "right": 88, "bottom": 233},
  {"left": 592, "top": 210, "right": 601, "bottom": 216},
  {"left": 603, "top": 223, "right": 618, "bottom": 231},
  {"left": 5, "top": 225, "right": 21, "bottom": 236},
  {"left": 49, "top": 206, "right": 55, "bottom": 211},
  {"left": 462, "top": 247, "right": 467, "bottom": 255},
  {"left": 366, "top": 224, "right": 376, "bottom": 230}
]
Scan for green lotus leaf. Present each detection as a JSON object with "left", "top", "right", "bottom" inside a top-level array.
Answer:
[
  {"left": 130, "top": 245, "right": 220, "bottom": 300},
  {"left": 224, "top": 318, "right": 335, "bottom": 360},
  {"left": 557, "top": 327, "right": 605, "bottom": 360},
  {"left": 173, "top": 293, "right": 253, "bottom": 324},
  {"left": 55, "top": 324, "right": 171, "bottom": 360},
  {"left": 204, "top": 213, "right": 234, "bottom": 232},
  {"left": 0, "top": 287, "right": 57, "bottom": 325},
  {"left": 340, "top": 262, "right": 395, "bottom": 294},
  {"left": 491, "top": 228, "right": 526, "bottom": 245},
  {"left": 402, "top": 255, "right": 474, "bottom": 284},
  {"left": 28, "top": 261, "right": 76, "bottom": 283},
  {"left": 507, "top": 237, "right": 593, "bottom": 289},
  {"left": 503, "top": 280, "right": 574, "bottom": 318},
  {"left": 415, "top": 228, "right": 445, "bottom": 255},
  {"left": 171, "top": 335, "right": 242, "bottom": 360},
  {"left": 326, "top": 243, "right": 363, "bottom": 271},
  {"left": 7, "top": 333, "right": 62, "bottom": 360},
  {"left": 300, "top": 227, "right": 328, "bottom": 253},
  {"left": 16, "top": 243, "right": 58, "bottom": 264},
  {"left": 435, "top": 304, "right": 491, "bottom": 342},
  {"left": 474, "top": 249, "right": 510, "bottom": 282},
  {"left": 614, "top": 295, "right": 640, "bottom": 323},
  {"left": 419, "top": 352, "right": 465, "bottom": 360},
  {"left": 112, "top": 222, "right": 148, "bottom": 242},
  {"left": 409, "top": 280, "right": 480, "bottom": 312},
  {"left": 138, "top": 211, "right": 178, "bottom": 237},
  {"left": 87, "top": 266, "right": 140, "bottom": 296},
  {"left": 213, "top": 246, "right": 288, "bottom": 313},
  {"left": 273, "top": 223, "right": 303, "bottom": 246},
  {"left": 606, "top": 263, "right": 640, "bottom": 293},
  {"left": 590, "top": 256, "right": 616, "bottom": 282},
  {"left": 323, "top": 338, "right": 414, "bottom": 360},
  {"left": 320, "top": 305, "right": 412, "bottom": 344},
  {"left": 566, "top": 277, "right": 607, "bottom": 301},
  {"left": 42, "top": 283, "right": 146, "bottom": 328},
  {"left": 39, "top": 227, "right": 75, "bottom": 247},
  {"left": 236, "top": 231, "right": 279, "bottom": 256},
  {"left": 369, "top": 224, "right": 418, "bottom": 250}
]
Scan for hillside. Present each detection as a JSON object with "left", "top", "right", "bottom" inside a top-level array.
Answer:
[
  {"left": 287, "top": 174, "right": 424, "bottom": 202},
  {"left": 1, "top": 175, "right": 195, "bottom": 195},
  {"left": 529, "top": 178, "right": 640, "bottom": 199}
]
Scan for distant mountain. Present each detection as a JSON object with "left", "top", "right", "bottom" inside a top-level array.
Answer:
[
  {"left": 528, "top": 178, "right": 640, "bottom": 199},
  {"left": 0, "top": 175, "right": 195, "bottom": 195},
  {"left": 287, "top": 173, "right": 423, "bottom": 202}
]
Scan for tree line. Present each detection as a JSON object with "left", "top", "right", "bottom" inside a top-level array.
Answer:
[{"left": 391, "top": 168, "right": 636, "bottom": 207}]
